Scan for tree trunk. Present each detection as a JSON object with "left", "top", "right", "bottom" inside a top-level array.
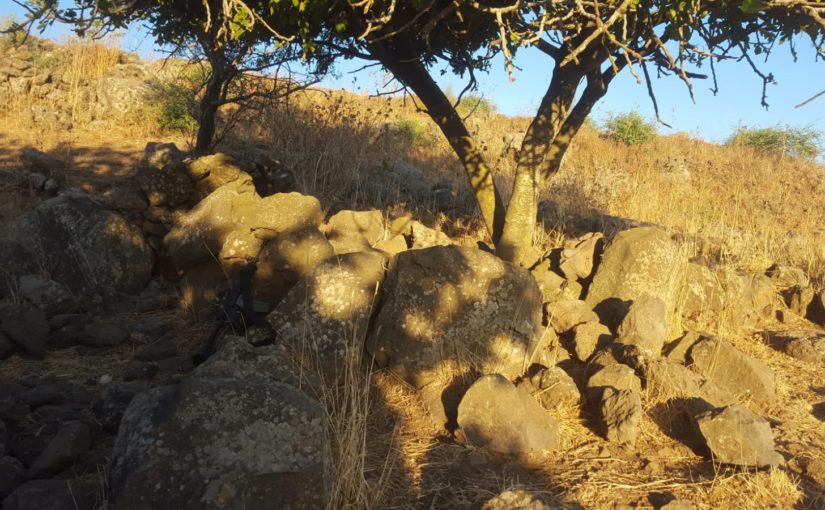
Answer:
[
  {"left": 368, "top": 40, "right": 506, "bottom": 244},
  {"left": 496, "top": 65, "right": 582, "bottom": 265}
]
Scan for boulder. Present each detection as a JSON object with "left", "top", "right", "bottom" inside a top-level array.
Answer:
[
  {"left": 457, "top": 374, "right": 559, "bottom": 454},
  {"left": 94, "top": 76, "right": 152, "bottom": 114},
  {"left": 365, "top": 246, "right": 546, "bottom": 388},
  {"left": 218, "top": 229, "right": 263, "bottom": 273},
  {"left": 94, "top": 381, "right": 150, "bottom": 433},
  {"left": 1, "top": 479, "right": 98, "bottom": 510},
  {"left": 253, "top": 228, "right": 335, "bottom": 305},
  {"left": 679, "top": 262, "right": 725, "bottom": 320},
  {"left": 586, "top": 364, "right": 641, "bottom": 404},
  {"left": 163, "top": 181, "right": 259, "bottom": 269},
  {"left": 267, "top": 251, "right": 385, "bottom": 380},
  {"left": 0, "top": 304, "right": 49, "bottom": 358},
  {"left": 26, "top": 421, "right": 91, "bottom": 478},
  {"left": 241, "top": 192, "right": 324, "bottom": 242},
  {"left": 586, "top": 227, "right": 685, "bottom": 329},
  {"left": 545, "top": 299, "right": 599, "bottom": 335},
  {"left": 559, "top": 232, "right": 603, "bottom": 281},
  {"left": 616, "top": 294, "right": 667, "bottom": 356},
  {"left": 687, "top": 337, "right": 775, "bottom": 406},
  {"left": 0, "top": 456, "right": 24, "bottom": 497},
  {"left": 599, "top": 388, "right": 643, "bottom": 445},
  {"left": 135, "top": 163, "right": 193, "bottom": 208},
  {"left": 695, "top": 404, "right": 783, "bottom": 467},
  {"left": 641, "top": 358, "right": 734, "bottom": 408},
  {"left": 570, "top": 321, "right": 612, "bottom": 361},
  {"left": 322, "top": 209, "right": 385, "bottom": 255},
  {"left": 718, "top": 271, "right": 775, "bottom": 323},
  {"left": 109, "top": 378, "right": 329, "bottom": 510},
  {"left": 186, "top": 153, "right": 253, "bottom": 200},
  {"left": 766, "top": 264, "right": 808, "bottom": 290},
  {"left": 17, "top": 275, "right": 74, "bottom": 316},
  {"left": 766, "top": 330, "right": 825, "bottom": 365},
  {"left": 525, "top": 366, "right": 581, "bottom": 408},
  {"left": 13, "top": 192, "right": 152, "bottom": 295}
]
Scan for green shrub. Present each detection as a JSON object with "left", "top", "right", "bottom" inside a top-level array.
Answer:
[
  {"left": 394, "top": 118, "right": 431, "bottom": 146},
  {"left": 727, "top": 124, "right": 821, "bottom": 160},
  {"left": 457, "top": 94, "right": 497, "bottom": 116},
  {"left": 156, "top": 82, "right": 198, "bottom": 132},
  {"left": 604, "top": 111, "right": 657, "bottom": 145}
]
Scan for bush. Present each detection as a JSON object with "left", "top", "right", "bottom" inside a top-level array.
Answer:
[
  {"left": 727, "top": 124, "right": 821, "bottom": 159},
  {"left": 604, "top": 111, "right": 657, "bottom": 145},
  {"left": 394, "top": 118, "right": 431, "bottom": 146},
  {"left": 457, "top": 94, "right": 497, "bottom": 116},
  {"left": 156, "top": 82, "right": 198, "bottom": 132}
]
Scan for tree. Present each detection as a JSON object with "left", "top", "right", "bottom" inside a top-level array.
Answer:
[{"left": 9, "top": 0, "right": 331, "bottom": 155}]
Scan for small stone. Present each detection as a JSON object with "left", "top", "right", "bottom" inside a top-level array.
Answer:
[
  {"left": 586, "top": 363, "right": 641, "bottom": 404},
  {"left": 571, "top": 320, "right": 613, "bottom": 361},
  {"left": 545, "top": 299, "right": 599, "bottom": 334},
  {"left": 98, "top": 374, "right": 113, "bottom": 385},
  {"left": 526, "top": 366, "right": 581, "bottom": 408}
]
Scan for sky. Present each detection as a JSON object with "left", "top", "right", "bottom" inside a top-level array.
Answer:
[{"left": 3, "top": 3, "right": 823, "bottom": 143}]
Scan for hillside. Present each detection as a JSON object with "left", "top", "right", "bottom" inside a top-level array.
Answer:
[{"left": 1, "top": 37, "right": 824, "bottom": 510}]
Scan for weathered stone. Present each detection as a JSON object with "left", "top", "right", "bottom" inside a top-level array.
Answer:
[
  {"left": 218, "top": 229, "right": 263, "bottom": 272},
  {"left": 79, "top": 322, "right": 130, "bottom": 347},
  {"left": 679, "top": 262, "right": 725, "bottom": 319},
  {"left": 17, "top": 275, "right": 74, "bottom": 316},
  {"left": 571, "top": 321, "right": 613, "bottom": 361},
  {"left": 766, "top": 264, "right": 808, "bottom": 290},
  {"left": 766, "top": 330, "right": 825, "bottom": 365},
  {"left": 559, "top": 232, "right": 603, "bottom": 281},
  {"left": 545, "top": 299, "right": 599, "bottom": 335},
  {"left": 526, "top": 366, "right": 581, "bottom": 408},
  {"left": 586, "top": 227, "right": 685, "bottom": 328},
  {"left": 663, "top": 331, "right": 710, "bottom": 364},
  {"left": 26, "top": 421, "right": 91, "bottom": 478},
  {"left": 135, "top": 164, "right": 193, "bottom": 208},
  {"left": 718, "top": 270, "right": 776, "bottom": 323},
  {"left": 617, "top": 294, "right": 667, "bottom": 356},
  {"left": 688, "top": 337, "right": 775, "bottom": 406},
  {"left": 365, "top": 246, "right": 546, "bottom": 389},
  {"left": 0, "top": 456, "right": 24, "bottom": 497},
  {"left": 2, "top": 479, "right": 98, "bottom": 510},
  {"left": 186, "top": 153, "right": 253, "bottom": 200},
  {"left": 457, "top": 374, "right": 558, "bottom": 454},
  {"left": 530, "top": 263, "right": 567, "bottom": 304},
  {"left": 192, "top": 335, "right": 315, "bottom": 391},
  {"left": 373, "top": 235, "right": 408, "bottom": 256},
  {"left": 12, "top": 192, "right": 152, "bottom": 294},
  {"left": 268, "top": 251, "right": 385, "bottom": 380},
  {"left": 586, "top": 364, "right": 641, "bottom": 404},
  {"left": 163, "top": 181, "right": 259, "bottom": 269},
  {"left": 0, "top": 304, "right": 49, "bottom": 358},
  {"left": 253, "top": 228, "right": 335, "bottom": 305},
  {"left": 695, "top": 404, "right": 783, "bottom": 467},
  {"left": 322, "top": 209, "right": 385, "bottom": 255},
  {"left": 599, "top": 388, "right": 643, "bottom": 445},
  {"left": 109, "top": 378, "right": 329, "bottom": 510},
  {"left": 20, "top": 147, "right": 65, "bottom": 176},
  {"left": 481, "top": 490, "right": 555, "bottom": 510},
  {"left": 241, "top": 192, "right": 324, "bottom": 242}
]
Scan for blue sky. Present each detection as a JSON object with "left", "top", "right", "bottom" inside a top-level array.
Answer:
[{"left": 4, "top": 3, "right": 823, "bottom": 143}]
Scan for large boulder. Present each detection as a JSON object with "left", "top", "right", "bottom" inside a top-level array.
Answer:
[
  {"left": 109, "top": 378, "right": 329, "bottom": 510},
  {"left": 253, "top": 228, "right": 335, "bottom": 305},
  {"left": 186, "top": 153, "right": 253, "bottom": 200},
  {"left": 240, "top": 192, "right": 324, "bottom": 242},
  {"left": 457, "top": 374, "right": 558, "bottom": 454},
  {"left": 586, "top": 227, "right": 685, "bottom": 329},
  {"left": 267, "top": 251, "right": 386, "bottom": 380},
  {"left": 13, "top": 192, "right": 152, "bottom": 295},
  {"left": 365, "top": 246, "right": 546, "bottom": 388},
  {"left": 163, "top": 181, "right": 259, "bottom": 269}
]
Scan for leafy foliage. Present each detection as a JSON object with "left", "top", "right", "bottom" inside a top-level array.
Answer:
[
  {"left": 155, "top": 81, "right": 198, "bottom": 132},
  {"left": 727, "top": 124, "right": 822, "bottom": 159},
  {"left": 605, "top": 112, "right": 657, "bottom": 146},
  {"left": 394, "top": 118, "right": 432, "bottom": 146}
]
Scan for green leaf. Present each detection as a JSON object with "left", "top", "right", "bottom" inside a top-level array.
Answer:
[{"left": 741, "top": 0, "right": 767, "bottom": 14}]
